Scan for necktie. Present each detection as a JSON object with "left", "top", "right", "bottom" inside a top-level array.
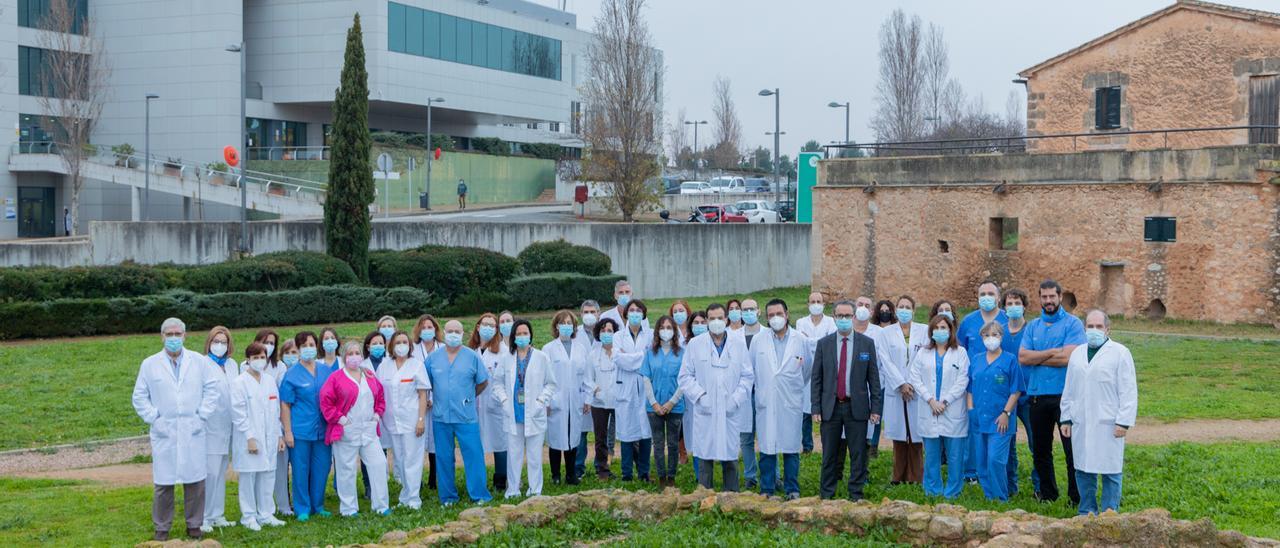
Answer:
[{"left": 837, "top": 337, "right": 849, "bottom": 400}]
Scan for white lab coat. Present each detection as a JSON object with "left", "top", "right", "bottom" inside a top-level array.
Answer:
[
  {"left": 613, "top": 326, "right": 653, "bottom": 443},
  {"left": 492, "top": 348, "right": 558, "bottom": 437},
  {"left": 205, "top": 358, "right": 239, "bottom": 457},
  {"left": 878, "top": 322, "right": 929, "bottom": 443},
  {"left": 543, "top": 338, "right": 590, "bottom": 450},
  {"left": 678, "top": 331, "right": 754, "bottom": 461},
  {"left": 750, "top": 329, "right": 812, "bottom": 455},
  {"left": 375, "top": 357, "right": 431, "bottom": 436},
  {"left": 415, "top": 341, "right": 442, "bottom": 452},
  {"left": 476, "top": 345, "right": 509, "bottom": 452},
  {"left": 132, "top": 349, "right": 220, "bottom": 485},
  {"left": 907, "top": 346, "right": 970, "bottom": 439},
  {"left": 229, "top": 370, "right": 282, "bottom": 473},
  {"left": 1061, "top": 340, "right": 1138, "bottom": 475},
  {"left": 795, "top": 315, "right": 835, "bottom": 418}
]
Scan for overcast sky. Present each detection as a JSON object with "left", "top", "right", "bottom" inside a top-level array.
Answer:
[{"left": 538, "top": 0, "right": 1278, "bottom": 157}]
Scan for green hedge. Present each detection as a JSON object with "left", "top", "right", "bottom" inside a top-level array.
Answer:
[
  {"left": 369, "top": 245, "right": 520, "bottom": 305},
  {"left": 0, "top": 285, "right": 437, "bottom": 340},
  {"left": 506, "top": 273, "right": 624, "bottom": 312},
  {"left": 0, "top": 263, "right": 170, "bottom": 302},
  {"left": 517, "top": 240, "right": 612, "bottom": 277},
  {"left": 177, "top": 251, "right": 358, "bottom": 293}
]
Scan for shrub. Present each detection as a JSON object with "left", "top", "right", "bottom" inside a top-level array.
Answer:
[
  {"left": 506, "top": 273, "right": 624, "bottom": 312},
  {"left": 176, "top": 252, "right": 357, "bottom": 293},
  {"left": 0, "top": 263, "right": 171, "bottom": 302},
  {"left": 0, "top": 268, "right": 46, "bottom": 302},
  {"left": 444, "top": 290, "right": 515, "bottom": 317},
  {"left": 369, "top": 246, "right": 520, "bottom": 305},
  {"left": 521, "top": 142, "right": 564, "bottom": 160},
  {"left": 471, "top": 137, "right": 509, "bottom": 156},
  {"left": 517, "top": 240, "right": 612, "bottom": 276}
]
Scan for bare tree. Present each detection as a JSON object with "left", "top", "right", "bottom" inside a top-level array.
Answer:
[
  {"left": 667, "top": 107, "right": 688, "bottom": 167},
  {"left": 710, "top": 75, "right": 742, "bottom": 169},
  {"left": 870, "top": 9, "right": 925, "bottom": 145},
  {"left": 921, "top": 23, "right": 948, "bottom": 133},
  {"left": 580, "top": 0, "right": 663, "bottom": 222},
  {"left": 35, "top": 0, "right": 110, "bottom": 235}
]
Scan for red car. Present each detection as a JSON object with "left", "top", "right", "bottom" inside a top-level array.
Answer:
[{"left": 695, "top": 204, "right": 749, "bottom": 223}]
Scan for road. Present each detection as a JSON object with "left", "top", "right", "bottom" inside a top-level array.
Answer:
[{"left": 376, "top": 204, "right": 579, "bottom": 223}]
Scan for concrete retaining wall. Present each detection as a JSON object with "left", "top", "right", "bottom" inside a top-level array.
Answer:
[{"left": 585, "top": 192, "right": 789, "bottom": 221}]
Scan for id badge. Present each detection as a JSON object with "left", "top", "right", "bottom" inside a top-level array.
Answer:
[{"left": 517, "top": 392, "right": 525, "bottom": 405}]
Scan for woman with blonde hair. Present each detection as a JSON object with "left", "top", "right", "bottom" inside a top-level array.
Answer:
[
  {"left": 469, "top": 312, "right": 509, "bottom": 492},
  {"left": 201, "top": 326, "right": 237, "bottom": 532}
]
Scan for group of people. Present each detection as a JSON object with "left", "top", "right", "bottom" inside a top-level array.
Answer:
[{"left": 130, "top": 279, "right": 1139, "bottom": 542}]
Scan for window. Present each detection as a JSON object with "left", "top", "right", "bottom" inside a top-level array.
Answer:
[
  {"left": 1144, "top": 216, "right": 1176, "bottom": 242},
  {"left": 527, "top": 122, "right": 539, "bottom": 130},
  {"left": 387, "top": 2, "right": 562, "bottom": 80},
  {"left": 570, "top": 101, "right": 582, "bottom": 134},
  {"left": 246, "top": 118, "right": 308, "bottom": 159},
  {"left": 1094, "top": 86, "right": 1121, "bottom": 130},
  {"left": 988, "top": 217, "right": 1019, "bottom": 250},
  {"left": 549, "top": 122, "right": 560, "bottom": 133},
  {"left": 19, "top": 0, "right": 88, "bottom": 34},
  {"left": 389, "top": 1, "right": 406, "bottom": 52}
]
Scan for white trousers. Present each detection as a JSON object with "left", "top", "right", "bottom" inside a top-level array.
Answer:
[
  {"left": 505, "top": 423, "right": 545, "bottom": 498},
  {"left": 237, "top": 469, "right": 277, "bottom": 524},
  {"left": 203, "top": 453, "right": 230, "bottom": 522},
  {"left": 272, "top": 449, "right": 291, "bottom": 514},
  {"left": 389, "top": 432, "right": 426, "bottom": 508},
  {"left": 334, "top": 438, "right": 389, "bottom": 515}
]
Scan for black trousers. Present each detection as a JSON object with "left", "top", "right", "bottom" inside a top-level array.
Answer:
[
  {"left": 819, "top": 401, "right": 869, "bottom": 500},
  {"left": 592, "top": 407, "right": 616, "bottom": 475},
  {"left": 1029, "top": 394, "right": 1079, "bottom": 504}
]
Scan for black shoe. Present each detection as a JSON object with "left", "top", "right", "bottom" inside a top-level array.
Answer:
[
  {"left": 744, "top": 480, "right": 758, "bottom": 490},
  {"left": 566, "top": 476, "right": 580, "bottom": 486},
  {"left": 186, "top": 528, "right": 203, "bottom": 540},
  {"left": 551, "top": 475, "right": 562, "bottom": 485},
  {"left": 153, "top": 531, "right": 169, "bottom": 542}
]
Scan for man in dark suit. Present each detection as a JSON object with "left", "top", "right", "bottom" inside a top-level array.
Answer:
[{"left": 811, "top": 299, "right": 883, "bottom": 500}]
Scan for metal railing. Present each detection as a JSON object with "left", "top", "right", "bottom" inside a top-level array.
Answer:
[
  {"left": 246, "top": 146, "right": 329, "bottom": 161},
  {"left": 826, "top": 125, "right": 1280, "bottom": 155}
]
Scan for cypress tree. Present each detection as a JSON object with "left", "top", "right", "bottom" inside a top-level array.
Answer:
[{"left": 324, "top": 13, "right": 374, "bottom": 281}]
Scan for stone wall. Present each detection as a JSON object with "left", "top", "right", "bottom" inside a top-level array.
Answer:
[{"left": 1022, "top": 5, "right": 1280, "bottom": 153}]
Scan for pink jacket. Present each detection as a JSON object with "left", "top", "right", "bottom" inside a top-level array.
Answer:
[{"left": 319, "top": 368, "right": 386, "bottom": 445}]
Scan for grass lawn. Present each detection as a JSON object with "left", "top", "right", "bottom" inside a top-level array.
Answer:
[
  {"left": 1, "top": 442, "right": 1276, "bottom": 546},
  {"left": 1, "top": 285, "right": 1276, "bottom": 450}
]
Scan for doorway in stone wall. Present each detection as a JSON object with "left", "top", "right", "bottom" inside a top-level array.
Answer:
[{"left": 1099, "top": 264, "right": 1127, "bottom": 315}]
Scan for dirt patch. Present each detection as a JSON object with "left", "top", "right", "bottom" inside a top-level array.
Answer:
[
  {"left": 0, "top": 436, "right": 150, "bottom": 476},
  {"left": 17, "top": 463, "right": 156, "bottom": 487}
]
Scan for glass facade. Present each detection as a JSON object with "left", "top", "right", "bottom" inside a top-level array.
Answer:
[
  {"left": 246, "top": 118, "right": 308, "bottom": 160},
  {"left": 19, "top": 0, "right": 88, "bottom": 34},
  {"left": 388, "top": 1, "right": 561, "bottom": 80}
]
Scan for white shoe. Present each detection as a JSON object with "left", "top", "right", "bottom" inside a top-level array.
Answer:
[
  {"left": 209, "top": 517, "right": 234, "bottom": 527},
  {"left": 242, "top": 519, "right": 261, "bottom": 531},
  {"left": 260, "top": 515, "right": 286, "bottom": 527},
  {"left": 199, "top": 525, "right": 213, "bottom": 534}
]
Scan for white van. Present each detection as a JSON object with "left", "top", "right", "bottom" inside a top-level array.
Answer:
[
  {"left": 679, "top": 181, "right": 713, "bottom": 194},
  {"left": 708, "top": 176, "right": 746, "bottom": 193}
]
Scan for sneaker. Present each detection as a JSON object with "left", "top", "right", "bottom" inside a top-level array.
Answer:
[
  {"left": 242, "top": 519, "right": 261, "bottom": 532},
  {"left": 209, "top": 516, "right": 234, "bottom": 527},
  {"left": 315, "top": 509, "right": 333, "bottom": 517},
  {"left": 786, "top": 493, "right": 800, "bottom": 501},
  {"left": 260, "top": 516, "right": 286, "bottom": 527},
  {"left": 199, "top": 525, "right": 214, "bottom": 534},
  {"left": 377, "top": 509, "right": 392, "bottom": 516},
  {"left": 297, "top": 513, "right": 310, "bottom": 523}
]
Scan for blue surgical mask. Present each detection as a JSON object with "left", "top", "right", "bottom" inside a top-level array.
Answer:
[
  {"left": 300, "top": 347, "right": 317, "bottom": 361},
  {"left": 499, "top": 322, "right": 513, "bottom": 338},
  {"left": 515, "top": 335, "right": 531, "bottom": 349},
  {"left": 742, "top": 310, "right": 759, "bottom": 326},
  {"left": 420, "top": 329, "right": 436, "bottom": 342},
  {"left": 673, "top": 311, "right": 688, "bottom": 325},
  {"left": 940, "top": 310, "right": 954, "bottom": 322},
  {"left": 479, "top": 325, "right": 497, "bottom": 341},
  {"left": 445, "top": 332, "right": 464, "bottom": 348},
  {"left": 727, "top": 309, "right": 742, "bottom": 323},
  {"left": 691, "top": 324, "right": 708, "bottom": 336},
  {"left": 978, "top": 296, "right": 997, "bottom": 312},
  {"left": 627, "top": 311, "right": 644, "bottom": 326},
  {"left": 600, "top": 332, "right": 615, "bottom": 345},
  {"left": 164, "top": 336, "right": 184, "bottom": 353},
  {"left": 932, "top": 329, "right": 950, "bottom": 344},
  {"left": 369, "top": 344, "right": 386, "bottom": 359},
  {"left": 835, "top": 318, "right": 854, "bottom": 333},
  {"left": 1006, "top": 305, "right": 1025, "bottom": 320},
  {"left": 283, "top": 354, "right": 300, "bottom": 367},
  {"left": 1086, "top": 329, "right": 1107, "bottom": 349},
  {"left": 896, "top": 309, "right": 913, "bottom": 324},
  {"left": 379, "top": 327, "right": 395, "bottom": 340},
  {"left": 617, "top": 294, "right": 631, "bottom": 307},
  {"left": 558, "top": 324, "right": 574, "bottom": 339},
  {"left": 322, "top": 339, "right": 338, "bottom": 353}
]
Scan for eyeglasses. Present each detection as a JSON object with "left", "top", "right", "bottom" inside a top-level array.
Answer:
[{"left": 833, "top": 314, "right": 854, "bottom": 320}]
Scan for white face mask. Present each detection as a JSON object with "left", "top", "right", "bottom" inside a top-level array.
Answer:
[
  {"left": 983, "top": 336, "right": 1002, "bottom": 352},
  {"left": 248, "top": 358, "right": 267, "bottom": 372},
  {"left": 264, "top": 343, "right": 275, "bottom": 356},
  {"left": 582, "top": 313, "right": 598, "bottom": 327},
  {"left": 394, "top": 343, "right": 410, "bottom": 358},
  {"left": 708, "top": 319, "right": 727, "bottom": 335},
  {"left": 808, "top": 303, "right": 824, "bottom": 316},
  {"left": 855, "top": 306, "right": 871, "bottom": 322},
  {"left": 768, "top": 315, "right": 787, "bottom": 332},
  {"left": 210, "top": 342, "right": 227, "bottom": 358},
  {"left": 659, "top": 328, "right": 674, "bottom": 342}
]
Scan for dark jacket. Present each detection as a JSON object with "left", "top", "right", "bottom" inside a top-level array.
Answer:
[{"left": 810, "top": 330, "right": 882, "bottom": 420}]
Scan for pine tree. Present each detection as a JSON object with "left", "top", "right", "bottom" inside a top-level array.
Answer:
[{"left": 324, "top": 13, "right": 374, "bottom": 281}]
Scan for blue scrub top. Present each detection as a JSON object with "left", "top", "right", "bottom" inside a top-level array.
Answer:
[
  {"left": 1002, "top": 325, "right": 1029, "bottom": 406},
  {"left": 957, "top": 309, "right": 1008, "bottom": 359},
  {"left": 425, "top": 346, "right": 489, "bottom": 424},
  {"left": 968, "top": 351, "right": 1023, "bottom": 434},
  {"left": 1019, "top": 309, "right": 1086, "bottom": 396},
  {"left": 641, "top": 347, "right": 685, "bottom": 414},
  {"left": 934, "top": 351, "right": 944, "bottom": 401},
  {"left": 279, "top": 361, "right": 336, "bottom": 441},
  {"left": 514, "top": 352, "right": 529, "bottom": 424}
]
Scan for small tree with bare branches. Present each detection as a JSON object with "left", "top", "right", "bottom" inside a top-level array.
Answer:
[{"left": 710, "top": 75, "right": 742, "bottom": 169}]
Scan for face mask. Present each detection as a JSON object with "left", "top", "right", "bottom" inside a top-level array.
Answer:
[
  {"left": 659, "top": 328, "right": 675, "bottom": 342},
  {"left": 248, "top": 358, "right": 267, "bottom": 372},
  {"left": 300, "top": 347, "right": 317, "bottom": 361},
  {"left": 264, "top": 343, "right": 275, "bottom": 356},
  {"left": 394, "top": 343, "right": 410, "bottom": 357},
  {"left": 164, "top": 336, "right": 184, "bottom": 353},
  {"left": 691, "top": 324, "right": 708, "bottom": 336},
  {"left": 344, "top": 355, "right": 363, "bottom": 369},
  {"left": 768, "top": 315, "right": 787, "bottom": 332},
  {"left": 627, "top": 311, "right": 644, "bottom": 326},
  {"left": 379, "top": 327, "right": 396, "bottom": 341},
  {"left": 1006, "top": 305, "right": 1025, "bottom": 320},
  {"left": 479, "top": 325, "right": 497, "bottom": 342},
  {"left": 808, "top": 303, "right": 824, "bottom": 316},
  {"left": 708, "top": 319, "right": 727, "bottom": 335},
  {"left": 514, "top": 335, "right": 531, "bottom": 349},
  {"left": 876, "top": 310, "right": 894, "bottom": 324},
  {"left": 617, "top": 294, "right": 631, "bottom": 307},
  {"left": 932, "top": 329, "right": 950, "bottom": 345},
  {"left": 1086, "top": 328, "right": 1107, "bottom": 349},
  {"left": 283, "top": 354, "right": 300, "bottom": 367},
  {"left": 673, "top": 311, "right": 688, "bottom": 325},
  {"left": 582, "top": 313, "right": 598, "bottom": 327},
  {"left": 210, "top": 342, "right": 227, "bottom": 358},
  {"left": 855, "top": 306, "right": 871, "bottom": 322},
  {"left": 978, "top": 295, "right": 998, "bottom": 312},
  {"left": 420, "top": 329, "right": 436, "bottom": 342},
  {"left": 727, "top": 310, "right": 742, "bottom": 323},
  {"left": 369, "top": 344, "right": 386, "bottom": 359},
  {"left": 896, "top": 309, "right": 913, "bottom": 324},
  {"left": 600, "top": 332, "right": 615, "bottom": 345},
  {"left": 835, "top": 318, "right": 854, "bottom": 333},
  {"left": 323, "top": 339, "right": 339, "bottom": 353},
  {"left": 743, "top": 310, "right": 759, "bottom": 326},
  {"left": 558, "top": 324, "right": 574, "bottom": 339},
  {"left": 499, "top": 322, "right": 514, "bottom": 338},
  {"left": 983, "top": 336, "right": 1002, "bottom": 352},
  {"left": 445, "top": 332, "right": 464, "bottom": 348},
  {"left": 940, "top": 310, "right": 954, "bottom": 322}
]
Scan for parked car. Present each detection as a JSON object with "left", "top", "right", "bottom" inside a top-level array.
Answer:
[
  {"left": 775, "top": 200, "right": 796, "bottom": 222},
  {"left": 661, "top": 176, "right": 683, "bottom": 194},
  {"left": 734, "top": 200, "right": 781, "bottom": 223},
  {"left": 744, "top": 178, "right": 771, "bottom": 193},
  {"left": 695, "top": 203, "right": 748, "bottom": 223},
  {"left": 708, "top": 176, "right": 746, "bottom": 194},
  {"left": 680, "top": 181, "right": 713, "bottom": 194}
]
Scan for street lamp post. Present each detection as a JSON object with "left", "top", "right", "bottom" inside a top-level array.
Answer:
[
  {"left": 683, "top": 119, "right": 707, "bottom": 181},
  {"left": 226, "top": 43, "right": 248, "bottom": 253},
  {"left": 424, "top": 97, "right": 444, "bottom": 210},
  {"left": 758, "top": 88, "right": 782, "bottom": 197},
  {"left": 827, "top": 101, "right": 849, "bottom": 157},
  {"left": 144, "top": 93, "right": 158, "bottom": 220}
]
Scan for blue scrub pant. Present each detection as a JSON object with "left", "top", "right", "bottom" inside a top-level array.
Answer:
[
  {"left": 739, "top": 432, "right": 758, "bottom": 485},
  {"left": 433, "top": 421, "right": 492, "bottom": 505},
  {"left": 1076, "top": 471, "right": 1123, "bottom": 515},
  {"left": 574, "top": 432, "right": 589, "bottom": 480},
  {"left": 923, "top": 436, "right": 966, "bottom": 499},
  {"left": 289, "top": 439, "right": 331, "bottom": 515},
  {"left": 963, "top": 415, "right": 980, "bottom": 481},
  {"left": 974, "top": 431, "right": 1014, "bottom": 501},
  {"left": 801, "top": 415, "right": 814, "bottom": 452},
  {"left": 620, "top": 439, "right": 651, "bottom": 480},
  {"left": 758, "top": 452, "right": 798, "bottom": 496},
  {"left": 1008, "top": 401, "right": 1039, "bottom": 495}
]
